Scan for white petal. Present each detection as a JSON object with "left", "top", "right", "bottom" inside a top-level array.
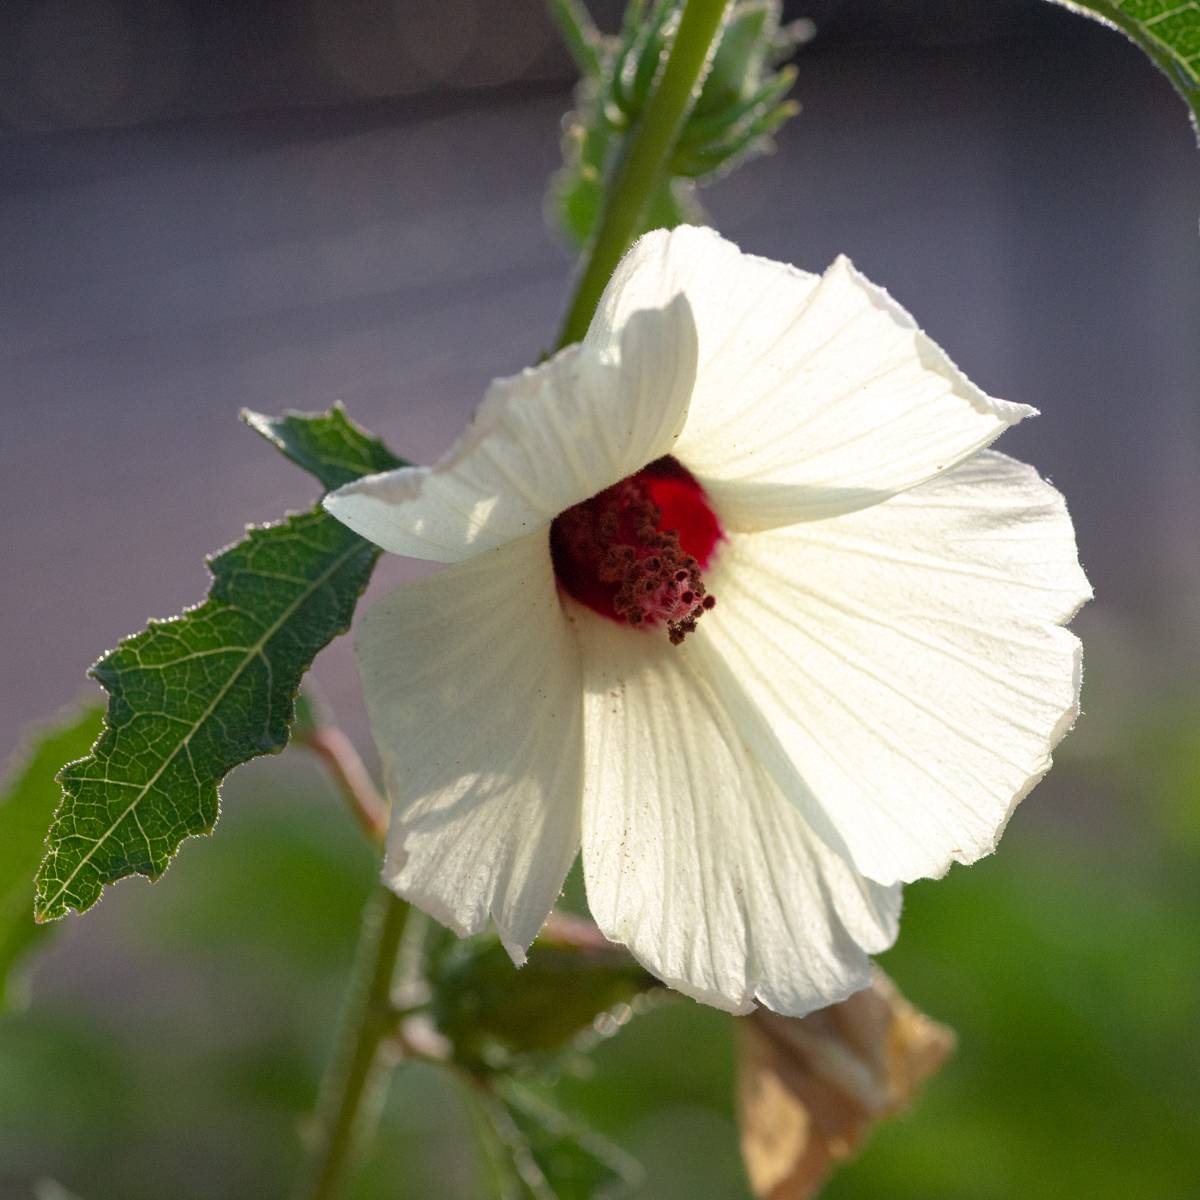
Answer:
[
  {"left": 357, "top": 532, "right": 584, "bottom": 960},
  {"left": 324, "top": 297, "right": 698, "bottom": 561},
  {"left": 575, "top": 611, "right": 901, "bottom": 1016},
  {"left": 588, "top": 226, "right": 1033, "bottom": 528},
  {"left": 701, "top": 450, "right": 1091, "bottom": 887}
]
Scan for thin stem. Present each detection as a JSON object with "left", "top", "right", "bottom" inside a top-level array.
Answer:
[
  {"left": 295, "top": 884, "right": 410, "bottom": 1200},
  {"left": 299, "top": 723, "right": 388, "bottom": 844},
  {"left": 545, "top": 0, "right": 604, "bottom": 77},
  {"left": 555, "top": 0, "right": 730, "bottom": 349}
]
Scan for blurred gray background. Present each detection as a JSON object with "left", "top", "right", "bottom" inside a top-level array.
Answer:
[
  {"left": 1, "top": 4, "right": 1199, "bottom": 1199},
  {"left": 2, "top": 0, "right": 1197, "bottom": 759}
]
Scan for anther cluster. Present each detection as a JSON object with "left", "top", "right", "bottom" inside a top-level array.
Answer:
[{"left": 550, "top": 458, "right": 721, "bottom": 643}]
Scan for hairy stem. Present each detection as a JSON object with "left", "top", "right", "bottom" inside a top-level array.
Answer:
[
  {"left": 296, "top": 883, "right": 410, "bottom": 1200},
  {"left": 555, "top": 0, "right": 731, "bottom": 349},
  {"left": 299, "top": 723, "right": 388, "bottom": 844}
]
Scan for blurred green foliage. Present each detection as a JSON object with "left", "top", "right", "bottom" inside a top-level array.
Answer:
[
  {"left": 0, "top": 704, "right": 102, "bottom": 1009},
  {"left": 1, "top": 660, "right": 1197, "bottom": 1199},
  {"left": 475, "top": 1079, "right": 643, "bottom": 1200}
]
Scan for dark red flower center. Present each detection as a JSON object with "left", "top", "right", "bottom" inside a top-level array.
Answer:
[{"left": 550, "top": 457, "right": 724, "bottom": 644}]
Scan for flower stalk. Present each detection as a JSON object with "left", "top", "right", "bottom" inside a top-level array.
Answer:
[
  {"left": 292, "top": 704, "right": 399, "bottom": 1198},
  {"left": 556, "top": 0, "right": 732, "bottom": 349},
  {"left": 295, "top": 883, "right": 410, "bottom": 1200},
  {"left": 298, "top": 721, "right": 388, "bottom": 844}
]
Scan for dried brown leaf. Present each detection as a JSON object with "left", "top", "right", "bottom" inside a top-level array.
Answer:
[{"left": 737, "top": 969, "right": 955, "bottom": 1199}]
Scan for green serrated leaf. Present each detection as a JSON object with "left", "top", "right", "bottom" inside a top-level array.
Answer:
[
  {"left": 34, "top": 512, "right": 380, "bottom": 922},
  {"left": 0, "top": 705, "right": 104, "bottom": 1004},
  {"left": 35, "top": 407, "right": 406, "bottom": 922},
  {"left": 485, "top": 1080, "right": 642, "bottom": 1200},
  {"left": 241, "top": 402, "right": 405, "bottom": 491},
  {"left": 429, "top": 923, "right": 654, "bottom": 1071},
  {"left": 1051, "top": 0, "right": 1200, "bottom": 139}
]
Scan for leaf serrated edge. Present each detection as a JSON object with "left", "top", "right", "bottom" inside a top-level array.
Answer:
[
  {"left": 34, "top": 509, "right": 377, "bottom": 922},
  {"left": 240, "top": 402, "right": 406, "bottom": 489}
]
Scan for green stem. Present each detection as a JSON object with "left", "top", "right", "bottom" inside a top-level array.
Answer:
[
  {"left": 555, "top": 0, "right": 731, "bottom": 349},
  {"left": 296, "top": 884, "right": 410, "bottom": 1200}
]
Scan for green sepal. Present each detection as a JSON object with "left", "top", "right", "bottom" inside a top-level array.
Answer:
[
  {"left": 428, "top": 924, "right": 655, "bottom": 1072},
  {"left": 479, "top": 1079, "right": 642, "bottom": 1200},
  {"left": 547, "top": 0, "right": 802, "bottom": 250},
  {"left": 692, "top": 0, "right": 774, "bottom": 118},
  {"left": 0, "top": 705, "right": 104, "bottom": 1004},
  {"left": 672, "top": 94, "right": 800, "bottom": 178},
  {"left": 677, "top": 63, "right": 797, "bottom": 152},
  {"left": 34, "top": 407, "right": 404, "bottom": 922},
  {"left": 628, "top": 0, "right": 676, "bottom": 117},
  {"left": 671, "top": 0, "right": 805, "bottom": 177}
]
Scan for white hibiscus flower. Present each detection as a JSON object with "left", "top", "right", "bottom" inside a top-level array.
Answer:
[{"left": 324, "top": 226, "right": 1090, "bottom": 1017}]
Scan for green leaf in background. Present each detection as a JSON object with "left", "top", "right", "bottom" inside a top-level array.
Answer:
[
  {"left": 1051, "top": 0, "right": 1200, "bottom": 138},
  {"left": 481, "top": 1080, "right": 642, "bottom": 1200},
  {"left": 428, "top": 920, "right": 656, "bottom": 1072},
  {"left": 241, "top": 402, "right": 405, "bottom": 491},
  {"left": 0, "top": 705, "right": 103, "bottom": 1004},
  {"left": 34, "top": 408, "right": 404, "bottom": 922}
]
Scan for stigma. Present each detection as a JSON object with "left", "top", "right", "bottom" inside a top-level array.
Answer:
[{"left": 550, "top": 457, "right": 723, "bottom": 644}]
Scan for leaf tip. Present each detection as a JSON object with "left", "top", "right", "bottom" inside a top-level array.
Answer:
[
  {"left": 239, "top": 407, "right": 269, "bottom": 430},
  {"left": 31, "top": 879, "right": 65, "bottom": 925}
]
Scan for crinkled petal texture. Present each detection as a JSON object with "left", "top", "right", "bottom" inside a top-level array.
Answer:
[
  {"left": 356, "top": 532, "right": 583, "bottom": 962},
  {"left": 588, "top": 226, "right": 1035, "bottom": 528},
  {"left": 324, "top": 297, "right": 698, "bottom": 561},
  {"left": 576, "top": 612, "right": 902, "bottom": 1015},
  {"left": 327, "top": 225, "right": 1091, "bottom": 1017},
  {"left": 701, "top": 451, "right": 1091, "bottom": 887}
]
